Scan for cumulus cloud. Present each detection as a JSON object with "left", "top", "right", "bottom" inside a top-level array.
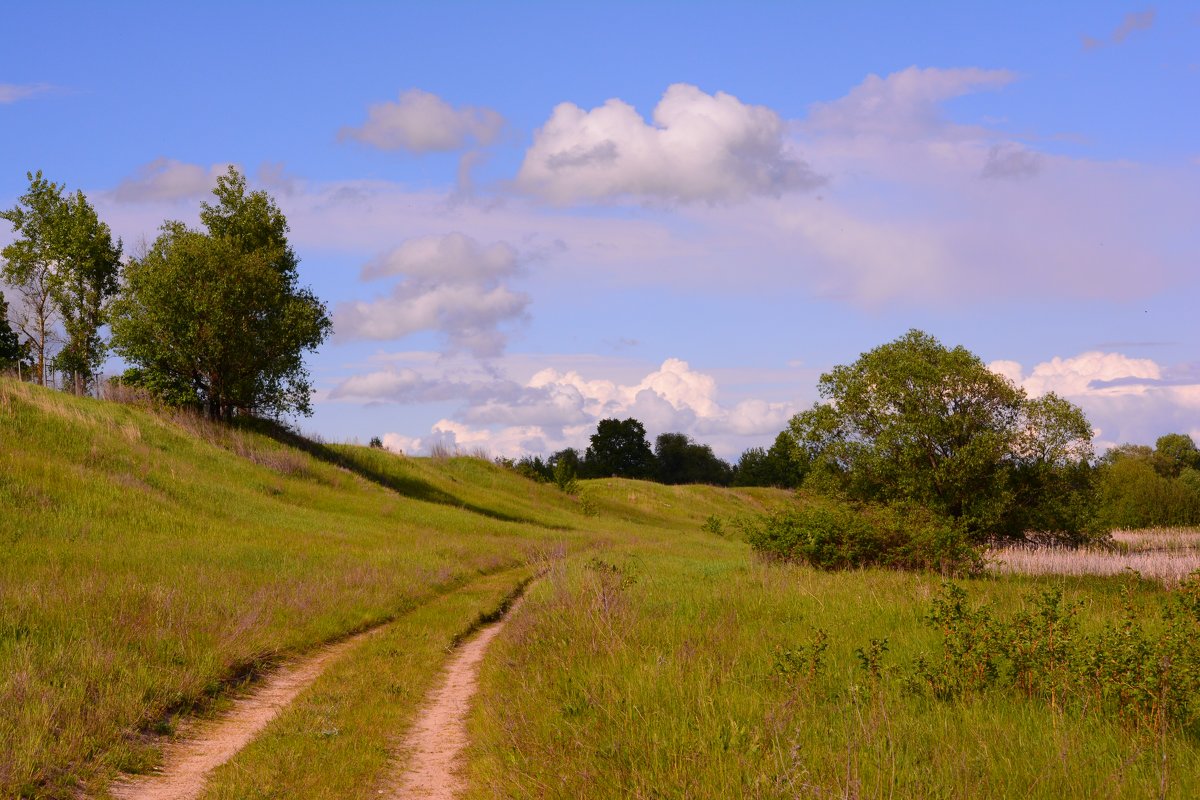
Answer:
[
  {"left": 111, "top": 158, "right": 234, "bottom": 203},
  {"left": 805, "top": 66, "right": 1015, "bottom": 139},
  {"left": 1084, "top": 8, "right": 1156, "bottom": 50},
  {"left": 0, "top": 82, "right": 52, "bottom": 104},
  {"left": 339, "top": 89, "right": 504, "bottom": 153},
  {"left": 517, "top": 83, "right": 823, "bottom": 204},
  {"left": 333, "top": 356, "right": 795, "bottom": 458},
  {"left": 334, "top": 232, "right": 530, "bottom": 358},
  {"left": 990, "top": 351, "right": 1200, "bottom": 450}
]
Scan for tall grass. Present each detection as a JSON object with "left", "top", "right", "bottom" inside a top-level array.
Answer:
[
  {"left": 989, "top": 527, "right": 1200, "bottom": 584},
  {"left": 467, "top": 542, "right": 1200, "bottom": 798},
  {"left": 0, "top": 378, "right": 787, "bottom": 798},
  {"left": 0, "top": 379, "right": 581, "bottom": 797}
]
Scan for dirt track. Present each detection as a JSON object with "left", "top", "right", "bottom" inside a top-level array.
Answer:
[
  {"left": 109, "top": 631, "right": 375, "bottom": 800},
  {"left": 384, "top": 611, "right": 515, "bottom": 799}
]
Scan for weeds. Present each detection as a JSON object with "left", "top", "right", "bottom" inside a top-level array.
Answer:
[{"left": 909, "top": 576, "right": 1200, "bottom": 734}]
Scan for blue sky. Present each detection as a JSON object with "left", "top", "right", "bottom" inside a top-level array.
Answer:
[{"left": 3, "top": 1, "right": 1198, "bottom": 458}]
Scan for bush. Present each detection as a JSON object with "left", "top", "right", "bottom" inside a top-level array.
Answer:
[{"left": 745, "top": 497, "right": 981, "bottom": 576}]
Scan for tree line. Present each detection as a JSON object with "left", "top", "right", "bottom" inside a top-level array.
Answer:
[
  {"left": 1, "top": 168, "right": 329, "bottom": 418},
  {"left": 504, "top": 417, "right": 806, "bottom": 489}
]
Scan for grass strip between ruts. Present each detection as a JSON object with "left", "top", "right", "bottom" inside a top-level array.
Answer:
[{"left": 186, "top": 566, "right": 534, "bottom": 799}]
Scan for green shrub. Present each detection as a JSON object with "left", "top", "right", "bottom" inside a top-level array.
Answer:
[{"left": 744, "top": 497, "right": 981, "bottom": 575}]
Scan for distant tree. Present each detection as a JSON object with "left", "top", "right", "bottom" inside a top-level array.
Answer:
[
  {"left": 549, "top": 447, "right": 581, "bottom": 490},
  {"left": 583, "top": 418, "right": 656, "bottom": 479},
  {"left": 654, "top": 432, "right": 732, "bottom": 485},
  {"left": 514, "top": 454, "right": 553, "bottom": 482},
  {"left": 368, "top": 436, "right": 384, "bottom": 448},
  {"left": 1153, "top": 433, "right": 1200, "bottom": 478},
  {"left": 1, "top": 171, "right": 66, "bottom": 385},
  {"left": 735, "top": 431, "right": 808, "bottom": 487},
  {"left": 787, "top": 329, "right": 1095, "bottom": 540},
  {"left": 0, "top": 292, "right": 27, "bottom": 372},
  {"left": 111, "top": 168, "right": 331, "bottom": 420}
]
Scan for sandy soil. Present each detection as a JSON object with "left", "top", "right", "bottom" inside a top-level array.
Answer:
[
  {"left": 386, "top": 609, "right": 517, "bottom": 800},
  {"left": 108, "top": 630, "right": 376, "bottom": 800}
]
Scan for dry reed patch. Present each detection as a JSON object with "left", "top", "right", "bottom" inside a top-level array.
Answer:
[{"left": 988, "top": 528, "right": 1200, "bottom": 584}]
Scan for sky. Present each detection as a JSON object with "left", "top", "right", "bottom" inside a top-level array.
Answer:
[{"left": 2, "top": 1, "right": 1198, "bottom": 459}]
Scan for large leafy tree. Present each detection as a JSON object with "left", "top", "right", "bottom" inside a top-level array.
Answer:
[
  {"left": 111, "top": 168, "right": 331, "bottom": 419},
  {"left": 583, "top": 418, "right": 656, "bottom": 479},
  {"left": 788, "top": 329, "right": 1095, "bottom": 539}
]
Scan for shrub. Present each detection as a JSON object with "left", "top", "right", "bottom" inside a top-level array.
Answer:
[{"left": 744, "top": 497, "right": 981, "bottom": 575}]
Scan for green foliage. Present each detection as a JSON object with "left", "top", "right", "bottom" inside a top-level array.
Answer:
[
  {"left": 787, "top": 329, "right": 1095, "bottom": 541},
  {"left": 49, "top": 190, "right": 122, "bottom": 394},
  {"left": 368, "top": 436, "right": 383, "bottom": 448},
  {"left": 583, "top": 417, "right": 656, "bottom": 479},
  {"left": 702, "top": 514, "right": 724, "bottom": 535},
  {"left": 111, "top": 168, "right": 331, "bottom": 419},
  {"left": 654, "top": 431, "right": 733, "bottom": 485},
  {"left": 733, "top": 431, "right": 807, "bottom": 487},
  {"left": 744, "top": 496, "right": 982, "bottom": 575},
  {"left": 0, "top": 292, "right": 25, "bottom": 370},
  {"left": 910, "top": 578, "right": 1200, "bottom": 732},
  {"left": 1, "top": 171, "right": 119, "bottom": 391},
  {"left": 1096, "top": 440, "right": 1200, "bottom": 528}
]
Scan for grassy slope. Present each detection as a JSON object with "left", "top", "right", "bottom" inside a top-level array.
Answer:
[{"left": 0, "top": 378, "right": 786, "bottom": 798}]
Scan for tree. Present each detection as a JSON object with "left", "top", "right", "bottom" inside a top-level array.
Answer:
[
  {"left": 654, "top": 432, "right": 732, "bottom": 485},
  {"left": 787, "top": 329, "right": 1094, "bottom": 540},
  {"left": 50, "top": 190, "right": 122, "bottom": 394},
  {"left": 1153, "top": 433, "right": 1200, "bottom": 478},
  {"left": 734, "top": 431, "right": 808, "bottom": 487},
  {"left": 1, "top": 171, "right": 65, "bottom": 385},
  {"left": 0, "top": 291, "right": 27, "bottom": 372},
  {"left": 111, "top": 168, "right": 331, "bottom": 419},
  {"left": 583, "top": 418, "right": 656, "bottom": 479}
]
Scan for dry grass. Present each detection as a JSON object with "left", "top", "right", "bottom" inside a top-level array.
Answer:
[{"left": 988, "top": 527, "right": 1200, "bottom": 584}]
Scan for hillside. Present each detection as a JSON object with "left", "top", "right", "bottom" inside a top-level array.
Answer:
[{"left": 0, "top": 378, "right": 786, "bottom": 798}]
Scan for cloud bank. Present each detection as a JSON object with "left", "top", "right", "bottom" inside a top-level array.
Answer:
[
  {"left": 332, "top": 356, "right": 795, "bottom": 458},
  {"left": 111, "top": 158, "right": 235, "bottom": 203}
]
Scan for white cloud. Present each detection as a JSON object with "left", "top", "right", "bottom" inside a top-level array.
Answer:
[
  {"left": 805, "top": 66, "right": 1015, "bottom": 139},
  {"left": 333, "top": 356, "right": 795, "bottom": 458},
  {"left": 0, "top": 83, "right": 52, "bottom": 104},
  {"left": 991, "top": 351, "right": 1200, "bottom": 450},
  {"left": 361, "top": 232, "right": 517, "bottom": 281},
  {"left": 339, "top": 89, "right": 504, "bottom": 153},
  {"left": 111, "top": 158, "right": 234, "bottom": 203},
  {"left": 334, "top": 232, "right": 530, "bottom": 358},
  {"left": 517, "top": 83, "right": 823, "bottom": 204}
]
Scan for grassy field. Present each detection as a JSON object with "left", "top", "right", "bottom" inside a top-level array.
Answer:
[
  {"left": 467, "top": 543, "right": 1200, "bottom": 799},
  {"left": 5, "top": 376, "right": 1200, "bottom": 798},
  {"left": 0, "top": 378, "right": 785, "bottom": 798}
]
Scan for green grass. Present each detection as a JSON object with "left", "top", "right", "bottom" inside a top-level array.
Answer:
[
  {"left": 467, "top": 539, "right": 1200, "bottom": 799},
  {"left": 0, "top": 379, "right": 580, "bottom": 797},
  {"left": 11, "top": 376, "right": 1199, "bottom": 798},
  {"left": 0, "top": 378, "right": 786, "bottom": 798},
  {"left": 193, "top": 566, "right": 533, "bottom": 800}
]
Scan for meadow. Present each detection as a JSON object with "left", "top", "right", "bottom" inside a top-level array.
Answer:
[{"left": 3, "top": 377, "right": 1200, "bottom": 798}]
